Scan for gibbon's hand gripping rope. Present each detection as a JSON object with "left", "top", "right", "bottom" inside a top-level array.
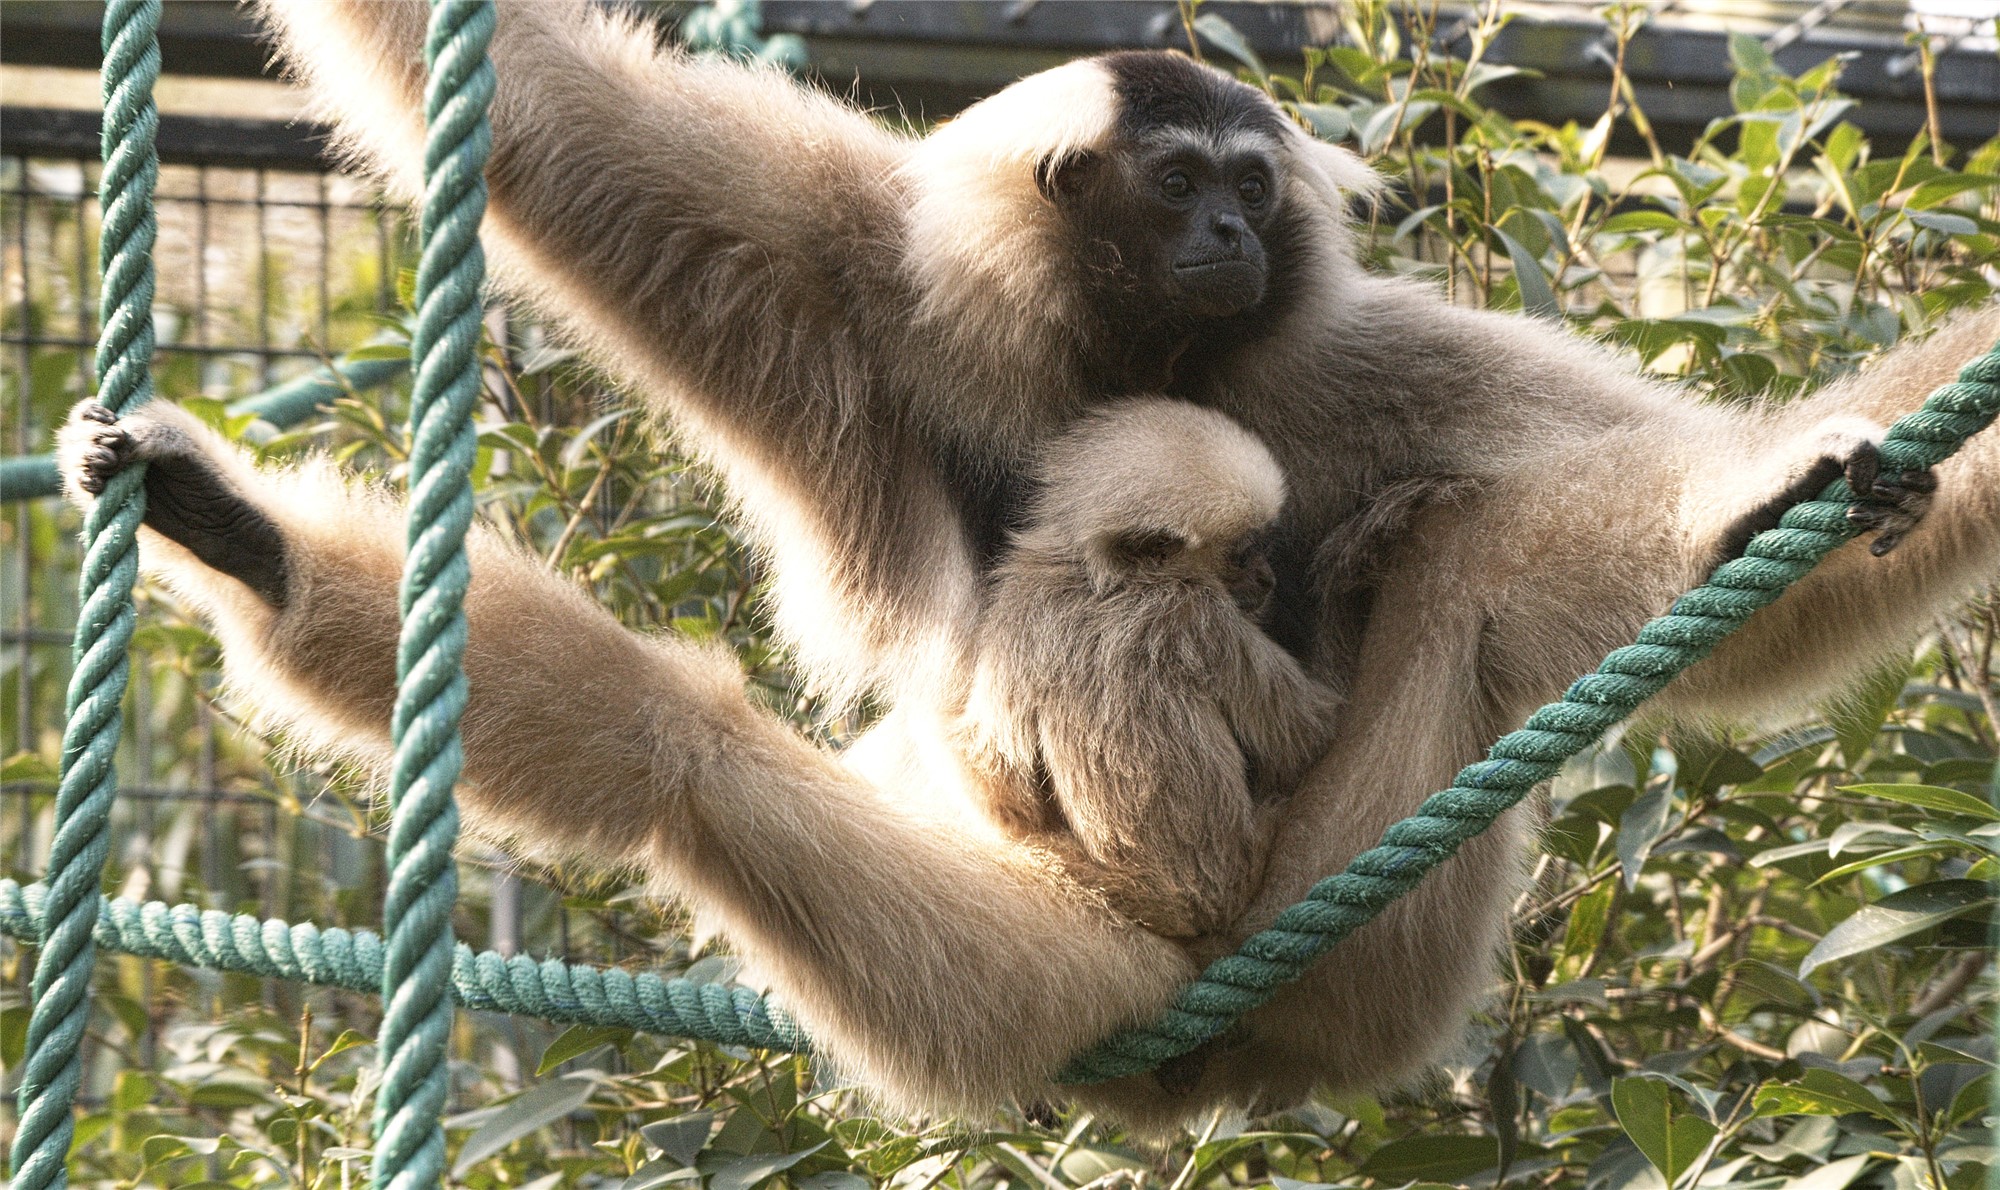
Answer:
[{"left": 5, "top": 1, "right": 1999, "bottom": 1177}]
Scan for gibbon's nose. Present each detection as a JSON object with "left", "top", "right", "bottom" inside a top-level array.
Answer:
[{"left": 1212, "top": 211, "right": 1247, "bottom": 245}]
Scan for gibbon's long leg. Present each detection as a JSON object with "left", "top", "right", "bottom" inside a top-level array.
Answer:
[
  {"left": 256, "top": 0, "right": 978, "bottom": 703},
  {"left": 1086, "top": 309, "right": 2000, "bottom": 1124},
  {"left": 55, "top": 401, "right": 1194, "bottom": 1114}
]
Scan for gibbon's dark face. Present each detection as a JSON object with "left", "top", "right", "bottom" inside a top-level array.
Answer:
[
  {"left": 1107, "top": 524, "right": 1279, "bottom": 619},
  {"left": 1037, "top": 53, "right": 1294, "bottom": 355}
]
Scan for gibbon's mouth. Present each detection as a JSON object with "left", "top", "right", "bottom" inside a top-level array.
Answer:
[
  {"left": 1173, "top": 255, "right": 1252, "bottom": 274},
  {"left": 1173, "top": 257, "right": 1265, "bottom": 317}
]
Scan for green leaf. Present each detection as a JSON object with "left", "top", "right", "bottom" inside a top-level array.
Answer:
[
  {"left": 450, "top": 1076, "right": 596, "bottom": 1175},
  {"left": 1192, "top": 13, "right": 1265, "bottom": 78},
  {"left": 1355, "top": 1134, "right": 1498, "bottom": 1182},
  {"left": 1907, "top": 173, "right": 2000, "bottom": 208},
  {"left": 1753, "top": 1069, "right": 1895, "bottom": 1122},
  {"left": 1599, "top": 210, "right": 1685, "bottom": 235},
  {"left": 1800, "top": 879, "right": 1997, "bottom": 977},
  {"left": 624, "top": 1159, "right": 704, "bottom": 1189},
  {"left": 536, "top": 1023, "right": 631, "bottom": 1075},
  {"left": 310, "top": 1029, "right": 373, "bottom": 1072},
  {"left": 0, "top": 751, "right": 58, "bottom": 784},
  {"left": 1811, "top": 842, "right": 1959, "bottom": 885},
  {"left": 1828, "top": 664, "right": 1907, "bottom": 768},
  {"left": 1779, "top": 1154, "right": 1872, "bottom": 1190},
  {"left": 1842, "top": 783, "right": 2000, "bottom": 822},
  {"left": 1513, "top": 1033, "right": 1580, "bottom": 1100},
  {"left": 1908, "top": 210, "right": 1980, "bottom": 236},
  {"left": 642, "top": 1111, "right": 716, "bottom": 1167},
  {"left": 1612, "top": 1077, "right": 1717, "bottom": 1186},
  {"left": 1617, "top": 782, "right": 1673, "bottom": 891},
  {"left": 709, "top": 1143, "right": 830, "bottom": 1190},
  {"left": 1295, "top": 103, "right": 1351, "bottom": 142},
  {"left": 1945, "top": 1072, "right": 1990, "bottom": 1130},
  {"left": 1492, "top": 226, "right": 1560, "bottom": 318},
  {"left": 1557, "top": 880, "right": 1615, "bottom": 980}
]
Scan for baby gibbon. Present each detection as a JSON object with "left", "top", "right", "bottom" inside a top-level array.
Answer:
[{"left": 959, "top": 400, "right": 1338, "bottom": 940}]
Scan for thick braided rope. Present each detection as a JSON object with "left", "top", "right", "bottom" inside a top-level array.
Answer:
[
  {"left": 0, "top": 880, "right": 810, "bottom": 1052},
  {"left": 8, "top": 4, "right": 159, "bottom": 1186},
  {"left": 5, "top": 343, "right": 1991, "bottom": 1095},
  {"left": 1057, "top": 338, "right": 2000, "bottom": 1083},
  {"left": 371, "top": 3, "right": 493, "bottom": 1187}
]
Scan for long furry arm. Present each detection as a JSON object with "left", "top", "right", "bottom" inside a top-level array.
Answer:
[
  {"left": 1420, "top": 304, "right": 2000, "bottom": 727},
  {"left": 255, "top": 0, "right": 975, "bottom": 704},
  {"left": 55, "top": 400, "right": 1192, "bottom": 1113},
  {"left": 1661, "top": 304, "right": 2000, "bottom": 720}
]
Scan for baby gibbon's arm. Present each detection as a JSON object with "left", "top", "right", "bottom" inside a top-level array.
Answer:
[
  {"left": 965, "top": 595, "right": 1335, "bottom": 940},
  {"left": 56, "top": 401, "right": 1193, "bottom": 1114}
]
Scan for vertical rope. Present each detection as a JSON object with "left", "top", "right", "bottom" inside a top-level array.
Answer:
[
  {"left": 8, "top": 3, "right": 159, "bottom": 1185},
  {"left": 371, "top": 2, "right": 494, "bottom": 1186}
]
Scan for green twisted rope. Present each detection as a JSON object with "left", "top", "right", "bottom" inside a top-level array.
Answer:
[
  {"left": 1058, "top": 337, "right": 2000, "bottom": 1083},
  {"left": 4, "top": 0, "right": 1995, "bottom": 1135},
  {"left": 371, "top": 2, "right": 494, "bottom": 1186},
  {"left": 0, "top": 880, "right": 809, "bottom": 1051},
  {"left": 5, "top": 339, "right": 1990, "bottom": 1105},
  {"left": 9, "top": 3, "right": 159, "bottom": 1186}
]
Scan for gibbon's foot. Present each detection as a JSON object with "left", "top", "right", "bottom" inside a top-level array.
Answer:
[
  {"left": 1843, "top": 447, "right": 1937, "bottom": 557},
  {"left": 1151, "top": 1039, "right": 1217, "bottom": 1097},
  {"left": 1019, "top": 1099, "right": 1061, "bottom": 1130},
  {"left": 58, "top": 400, "right": 292, "bottom": 607}
]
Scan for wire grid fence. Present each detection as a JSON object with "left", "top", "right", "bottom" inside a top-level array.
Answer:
[{"left": 0, "top": 144, "right": 667, "bottom": 1125}]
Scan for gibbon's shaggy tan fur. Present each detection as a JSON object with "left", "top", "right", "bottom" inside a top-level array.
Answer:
[
  {"left": 54, "top": 0, "right": 2000, "bottom": 1127},
  {"left": 957, "top": 401, "right": 1339, "bottom": 940}
]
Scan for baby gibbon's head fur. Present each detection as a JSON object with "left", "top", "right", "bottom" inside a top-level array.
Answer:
[
  {"left": 901, "top": 52, "right": 1378, "bottom": 391},
  {"left": 1014, "top": 398, "right": 1286, "bottom": 604}
]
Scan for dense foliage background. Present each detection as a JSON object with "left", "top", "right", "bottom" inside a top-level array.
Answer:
[{"left": 2, "top": 2, "right": 1996, "bottom": 1186}]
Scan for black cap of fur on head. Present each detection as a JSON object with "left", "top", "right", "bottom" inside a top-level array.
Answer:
[{"left": 1098, "top": 51, "right": 1290, "bottom": 143}]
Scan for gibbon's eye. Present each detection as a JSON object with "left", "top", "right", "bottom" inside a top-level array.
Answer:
[
  {"left": 1160, "top": 170, "right": 1195, "bottom": 201},
  {"left": 1114, "top": 529, "right": 1184, "bottom": 567},
  {"left": 1238, "top": 173, "right": 1268, "bottom": 206}
]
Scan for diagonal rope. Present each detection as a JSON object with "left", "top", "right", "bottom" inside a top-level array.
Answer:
[
  {"left": 9, "top": 3, "right": 160, "bottom": 1186},
  {"left": 1056, "top": 337, "right": 2000, "bottom": 1083},
  {"left": 4, "top": 336, "right": 1991, "bottom": 1096},
  {"left": 371, "top": 2, "right": 495, "bottom": 1187}
]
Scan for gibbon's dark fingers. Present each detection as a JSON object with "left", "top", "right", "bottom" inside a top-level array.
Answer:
[
  {"left": 57, "top": 402, "right": 291, "bottom": 607},
  {"left": 1705, "top": 422, "right": 1932, "bottom": 570},
  {"left": 1848, "top": 468, "right": 1939, "bottom": 556}
]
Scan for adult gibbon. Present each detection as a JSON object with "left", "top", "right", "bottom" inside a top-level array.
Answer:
[
  {"left": 51, "top": 0, "right": 2000, "bottom": 1127},
  {"left": 954, "top": 400, "right": 1339, "bottom": 941}
]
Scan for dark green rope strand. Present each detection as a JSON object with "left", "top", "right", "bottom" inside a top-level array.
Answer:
[
  {"left": 371, "top": 2, "right": 494, "bottom": 1186},
  {"left": 1058, "top": 336, "right": 2000, "bottom": 1083},
  {"left": 0, "top": 880, "right": 809, "bottom": 1052},
  {"left": 9, "top": 3, "right": 159, "bottom": 1185}
]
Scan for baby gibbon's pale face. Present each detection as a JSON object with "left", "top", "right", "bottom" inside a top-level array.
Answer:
[{"left": 1018, "top": 398, "right": 1287, "bottom": 611}]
